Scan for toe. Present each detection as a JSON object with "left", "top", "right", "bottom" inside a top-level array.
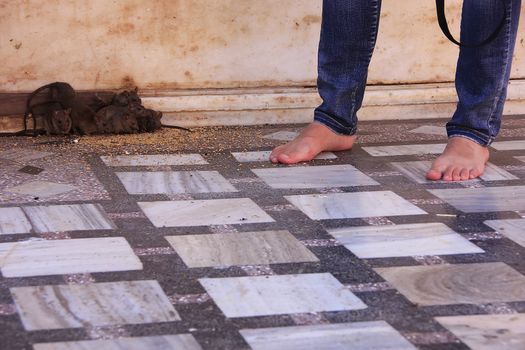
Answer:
[
  {"left": 469, "top": 167, "right": 483, "bottom": 180},
  {"left": 451, "top": 168, "right": 463, "bottom": 181},
  {"left": 460, "top": 168, "right": 470, "bottom": 181},
  {"left": 443, "top": 166, "right": 454, "bottom": 181},
  {"left": 426, "top": 160, "right": 446, "bottom": 181}
]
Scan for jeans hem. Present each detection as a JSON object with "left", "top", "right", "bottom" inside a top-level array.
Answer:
[
  {"left": 447, "top": 126, "right": 493, "bottom": 146},
  {"left": 313, "top": 112, "right": 357, "bottom": 136}
]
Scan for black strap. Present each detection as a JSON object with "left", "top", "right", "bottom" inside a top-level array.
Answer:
[{"left": 436, "top": 0, "right": 507, "bottom": 47}]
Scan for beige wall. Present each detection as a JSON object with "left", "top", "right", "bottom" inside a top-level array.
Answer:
[{"left": 1, "top": 0, "right": 524, "bottom": 93}]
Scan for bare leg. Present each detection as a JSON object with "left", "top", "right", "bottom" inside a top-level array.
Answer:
[
  {"left": 426, "top": 137, "right": 489, "bottom": 181},
  {"left": 269, "top": 123, "right": 357, "bottom": 164}
]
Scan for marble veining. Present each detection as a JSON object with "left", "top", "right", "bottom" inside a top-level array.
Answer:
[
  {"left": 199, "top": 273, "right": 367, "bottom": 318},
  {"left": 491, "top": 140, "right": 525, "bottom": 151},
  {"left": 429, "top": 186, "right": 525, "bottom": 212},
  {"left": 116, "top": 171, "right": 237, "bottom": 194},
  {"left": 240, "top": 321, "right": 416, "bottom": 350},
  {"left": 33, "top": 334, "right": 203, "bottom": 350},
  {"left": 7, "top": 181, "right": 77, "bottom": 198},
  {"left": 375, "top": 263, "right": 525, "bottom": 306},
  {"left": 362, "top": 144, "right": 446, "bottom": 157},
  {"left": 100, "top": 154, "right": 208, "bottom": 167},
  {"left": 0, "top": 237, "right": 142, "bottom": 277},
  {"left": 262, "top": 131, "right": 298, "bottom": 141},
  {"left": 0, "top": 207, "right": 31, "bottom": 235},
  {"left": 391, "top": 161, "right": 518, "bottom": 184},
  {"left": 11, "top": 280, "right": 180, "bottom": 330},
  {"left": 327, "top": 223, "right": 484, "bottom": 258},
  {"left": 22, "top": 204, "right": 116, "bottom": 233},
  {"left": 435, "top": 313, "right": 525, "bottom": 350},
  {"left": 139, "top": 199, "right": 275, "bottom": 227},
  {"left": 408, "top": 125, "right": 447, "bottom": 136},
  {"left": 484, "top": 219, "right": 525, "bottom": 248},
  {"left": 252, "top": 165, "right": 379, "bottom": 189},
  {"left": 231, "top": 151, "right": 336, "bottom": 163},
  {"left": 285, "top": 191, "right": 427, "bottom": 220},
  {"left": 166, "top": 230, "right": 319, "bottom": 268}
]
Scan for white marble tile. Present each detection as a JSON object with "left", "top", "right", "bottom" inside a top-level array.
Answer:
[
  {"left": 22, "top": 204, "right": 116, "bottom": 233},
  {"left": 11, "top": 280, "right": 179, "bottom": 330},
  {"left": 362, "top": 144, "right": 446, "bottom": 157},
  {"left": 484, "top": 219, "right": 525, "bottom": 248},
  {"left": 116, "top": 171, "right": 237, "bottom": 194},
  {"left": 391, "top": 161, "right": 518, "bottom": 184},
  {"left": 0, "top": 149, "right": 54, "bottom": 162},
  {"left": 375, "top": 263, "right": 525, "bottom": 306},
  {"left": 139, "top": 199, "right": 274, "bottom": 227},
  {"left": 327, "top": 223, "right": 483, "bottom": 258},
  {"left": 435, "top": 313, "right": 525, "bottom": 350},
  {"left": 0, "top": 207, "right": 31, "bottom": 235},
  {"left": 285, "top": 191, "right": 427, "bottom": 220},
  {"left": 241, "top": 321, "right": 416, "bottom": 350},
  {"left": 231, "top": 151, "right": 337, "bottom": 163},
  {"left": 33, "top": 335, "right": 203, "bottom": 350},
  {"left": 252, "top": 165, "right": 378, "bottom": 189},
  {"left": 100, "top": 154, "right": 208, "bottom": 167},
  {"left": 199, "top": 273, "right": 366, "bottom": 318},
  {"left": 429, "top": 186, "right": 525, "bottom": 213},
  {"left": 408, "top": 125, "right": 447, "bottom": 136},
  {"left": 262, "top": 131, "right": 299, "bottom": 141},
  {"left": 516, "top": 156, "right": 525, "bottom": 163},
  {"left": 0, "top": 237, "right": 142, "bottom": 277},
  {"left": 166, "top": 230, "right": 319, "bottom": 268},
  {"left": 491, "top": 140, "right": 525, "bottom": 151},
  {"left": 7, "top": 181, "right": 77, "bottom": 198}
]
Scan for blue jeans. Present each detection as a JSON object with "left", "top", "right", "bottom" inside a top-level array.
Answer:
[{"left": 314, "top": 0, "right": 521, "bottom": 146}]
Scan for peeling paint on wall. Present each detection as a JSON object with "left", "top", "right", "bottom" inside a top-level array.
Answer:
[{"left": 0, "top": 0, "right": 523, "bottom": 92}]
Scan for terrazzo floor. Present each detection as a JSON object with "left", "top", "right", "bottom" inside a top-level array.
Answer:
[{"left": 1, "top": 116, "right": 525, "bottom": 350}]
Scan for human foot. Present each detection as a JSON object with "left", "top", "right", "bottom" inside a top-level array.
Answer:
[
  {"left": 269, "top": 123, "right": 357, "bottom": 164},
  {"left": 426, "top": 137, "right": 490, "bottom": 181}
]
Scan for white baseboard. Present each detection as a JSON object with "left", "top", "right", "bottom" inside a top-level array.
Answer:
[{"left": 151, "top": 80, "right": 525, "bottom": 128}]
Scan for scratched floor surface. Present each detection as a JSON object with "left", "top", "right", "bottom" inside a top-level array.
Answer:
[{"left": 1, "top": 116, "right": 525, "bottom": 350}]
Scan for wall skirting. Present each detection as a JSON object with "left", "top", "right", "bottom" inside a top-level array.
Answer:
[{"left": 1, "top": 81, "right": 524, "bottom": 132}]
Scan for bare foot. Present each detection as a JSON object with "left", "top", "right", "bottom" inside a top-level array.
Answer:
[
  {"left": 270, "top": 123, "right": 357, "bottom": 164},
  {"left": 426, "top": 137, "right": 490, "bottom": 181}
]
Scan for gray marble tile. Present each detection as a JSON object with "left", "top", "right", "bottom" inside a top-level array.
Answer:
[
  {"left": 231, "top": 151, "right": 337, "bottom": 163},
  {"left": 362, "top": 144, "right": 446, "bottom": 157},
  {"left": 0, "top": 207, "right": 31, "bottom": 235},
  {"left": 484, "top": 219, "right": 525, "bottom": 248},
  {"left": 327, "top": 223, "right": 483, "bottom": 258},
  {"left": 429, "top": 186, "right": 525, "bottom": 213},
  {"left": 139, "top": 199, "right": 274, "bottom": 227},
  {"left": 240, "top": 321, "right": 416, "bottom": 350},
  {"left": 285, "top": 191, "right": 427, "bottom": 220},
  {"left": 166, "top": 230, "right": 319, "bottom": 268},
  {"left": 0, "top": 149, "right": 53, "bottom": 162},
  {"left": 516, "top": 156, "right": 525, "bottom": 163},
  {"left": 11, "top": 280, "right": 179, "bottom": 330},
  {"left": 391, "top": 161, "right": 518, "bottom": 184},
  {"left": 23, "top": 204, "right": 116, "bottom": 233},
  {"left": 200, "top": 273, "right": 367, "bottom": 318},
  {"left": 262, "top": 131, "right": 298, "bottom": 141},
  {"left": 100, "top": 154, "right": 208, "bottom": 167},
  {"left": 435, "top": 313, "right": 525, "bottom": 350},
  {"left": 116, "top": 171, "right": 237, "bottom": 194},
  {"left": 0, "top": 237, "right": 142, "bottom": 277},
  {"left": 7, "top": 181, "right": 77, "bottom": 198},
  {"left": 408, "top": 125, "right": 447, "bottom": 136},
  {"left": 492, "top": 140, "right": 525, "bottom": 151},
  {"left": 252, "top": 165, "right": 379, "bottom": 189},
  {"left": 375, "top": 263, "right": 525, "bottom": 306},
  {"left": 33, "top": 335, "right": 203, "bottom": 350}
]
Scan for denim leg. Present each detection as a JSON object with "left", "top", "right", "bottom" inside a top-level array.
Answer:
[
  {"left": 314, "top": 0, "right": 382, "bottom": 136},
  {"left": 447, "top": 0, "right": 522, "bottom": 146}
]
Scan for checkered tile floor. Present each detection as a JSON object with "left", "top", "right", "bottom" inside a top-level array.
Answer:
[{"left": 1, "top": 118, "right": 525, "bottom": 349}]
